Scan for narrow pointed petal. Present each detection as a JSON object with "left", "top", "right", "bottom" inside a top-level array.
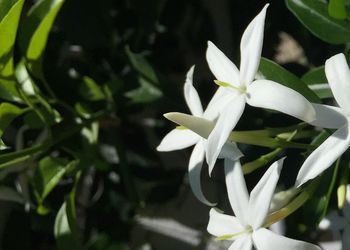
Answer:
[
  {"left": 253, "top": 228, "right": 321, "bottom": 250},
  {"left": 295, "top": 124, "right": 350, "bottom": 187},
  {"left": 206, "top": 95, "right": 246, "bottom": 171},
  {"left": 184, "top": 66, "right": 203, "bottom": 117},
  {"left": 310, "top": 104, "right": 347, "bottom": 129},
  {"left": 218, "top": 142, "right": 244, "bottom": 161},
  {"left": 228, "top": 236, "right": 253, "bottom": 250},
  {"left": 247, "top": 80, "right": 316, "bottom": 123},
  {"left": 207, "top": 208, "right": 244, "bottom": 237},
  {"left": 164, "top": 112, "right": 214, "bottom": 139},
  {"left": 188, "top": 141, "right": 216, "bottom": 206},
  {"left": 206, "top": 41, "right": 240, "bottom": 87},
  {"left": 224, "top": 159, "right": 249, "bottom": 225},
  {"left": 239, "top": 4, "right": 269, "bottom": 86},
  {"left": 157, "top": 128, "right": 199, "bottom": 151},
  {"left": 325, "top": 53, "right": 350, "bottom": 113},
  {"left": 204, "top": 87, "right": 234, "bottom": 120},
  {"left": 248, "top": 158, "right": 284, "bottom": 229}
]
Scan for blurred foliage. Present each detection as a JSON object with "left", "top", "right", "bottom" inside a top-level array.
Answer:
[{"left": 0, "top": 0, "right": 348, "bottom": 249}]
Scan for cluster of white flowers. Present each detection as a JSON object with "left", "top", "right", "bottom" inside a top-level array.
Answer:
[{"left": 157, "top": 3, "right": 350, "bottom": 250}]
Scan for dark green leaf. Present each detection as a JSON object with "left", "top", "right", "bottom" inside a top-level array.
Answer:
[
  {"left": 328, "top": 0, "right": 347, "bottom": 19},
  {"left": 0, "top": 102, "right": 26, "bottom": 137},
  {"left": 0, "top": 186, "right": 24, "bottom": 203},
  {"left": 125, "top": 77, "right": 162, "bottom": 103},
  {"left": 0, "top": 0, "right": 25, "bottom": 77},
  {"left": 0, "top": 77, "right": 22, "bottom": 102},
  {"left": 301, "top": 66, "right": 333, "bottom": 99},
  {"left": 19, "top": 0, "right": 65, "bottom": 78},
  {"left": 286, "top": 0, "right": 350, "bottom": 44},
  {"left": 33, "top": 156, "right": 68, "bottom": 203},
  {"left": 258, "top": 57, "right": 320, "bottom": 103},
  {"left": 79, "top": 76, "right": 105, "bottom": 101}
]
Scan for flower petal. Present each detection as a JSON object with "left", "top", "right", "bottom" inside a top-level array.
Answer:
[
  {"left": 253, "top": 228, "right": 321, "bottom": 250},
  {"left": 239, "top": 4, "right": 268, "bottom": 86},
  {"left": 206, "top": 41, "right": 240, "bottom": 87},
  {"left": 188, "top": 141, "right": 216, "bottom": 206},
  {"left": 206, "top": 95, "right": 246, "bottom": 171},
  {"left": 310, "top": 103, "right": 347, "bottom": 129},
  {"left": 295, "top": 124, "right": 350, "bottom": 187},
  {"left": 228, "top": 235, "right": 253, "bottom": 250},
  {"left": 325, "top": 53, "right": 350, "bottom": 113},
  {"left": 224, "top": 159, "right": 249, "bottom": 225},
  {"left": 184, "top": 66, "right": 203, "bottom": 117},
  {"left": 204, "top": 87, "right": 233, "bottom": 120},
  {"left": 246, "top": 80, "right": 316, "bottom": 123},
  {"left": 207, "top": 208, "right": 244, "bottom": 237},
  {"left": 218, "top": 142, "right": 244, "bottom": 161},
  {"left": 248, "top": 158, "right": 284, "bottom": 229},
  {"left": 157, "top": 128, "right": 199, "bottom": 151}
]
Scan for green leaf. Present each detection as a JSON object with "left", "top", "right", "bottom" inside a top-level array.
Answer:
[
  {"left": 328, "top": 0, "right": 347, "bottom": 19},
  {"left": 0, "top": 77, "right": 22, "bottom": 102},
  {"left": 258, "top": 57, "right": 320, "bottom": 103},
  {"left": 125, "top": 77, "right": 162, "bottom": 103},
  {"left": 125, "top": 46, "right": 158, "bottom": 83},
  {"left": 19, "top": 0, "right": 65, "bottom": 78},
  {"left": 54, "top": 173, "right": 82, "bottom": 250},
  {"left": 286, "top": 0, "right": 350, "bottom": 44},
  {"left": 0, "top": 102, "right": 26, "bottom": 137},
  {"left": 33, "top": 156, "right": 68, "bottom": 203},
  {"left": 79, "top": 76, "right": 105, "bottom": 101},
  {"left": 0, "top": 0, "right": 25, "bottom": 77},
  {"left": 0, "top": 186, "right": 24, "bottom": 203},
  {"left": 301, "top": 66, "right": 333, "bottom": 99}
]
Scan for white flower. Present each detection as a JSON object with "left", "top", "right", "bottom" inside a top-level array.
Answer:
[
  {"left": 207, "top": 158, "right": 320, "bottom": 250},
  {"left": 205, "top": 4, "right": 315, "bottom": 171},
  {"left": 295, "top": 53, "right": 350, "bottom": 187},
  {"left": 319, "top": 185, "right": 350, "bottom": 250},
  {"left": 157, "top": 66, "right": 242, "bottom": 206}
]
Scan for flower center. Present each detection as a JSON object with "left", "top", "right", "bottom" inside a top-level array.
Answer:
[{"left": 214, "top": 80, "right": 246, "bottom": 93}]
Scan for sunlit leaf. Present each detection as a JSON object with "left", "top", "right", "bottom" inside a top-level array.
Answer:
[
  {"left": 79, "top": 76, "right": 105, "bottom": 101},
  {"left": 328, "top": 0, "right": 347, "bottom": 19},
  {"left": 19, "top": 0, "right": 65, "bottom": 78},
  {"left": 286, "top": 0, "right": 350, "bottom": 44}
]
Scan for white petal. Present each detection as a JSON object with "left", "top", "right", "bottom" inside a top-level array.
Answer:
[
  {"left": 157, "top": 128, "right": 199, "bottom": 151},
  {"left": 325, "top": 53, "right": 350, "bottom": 113},
  {"left": 239, "top": 4, "right": 269, "bottom": 86},
  {"left": 207, "top": 208, "right": 244, "bottom": 237},
  {"left": 218, "top": 142, "right": 244, "bottom": 161},
  {"left": 184, "top": 66, "right": 203, "bottom": 117},
  {"left": 224, "top": 159, "right": 249, "bottom": 225},
  {"left": 247, "top": 79, "right": 316, "bottom": 123},
  {"left": 164, "top": 112, "right": 214, "bottom": 139},
  {"left": 206, "top": 95, "right": 246, "bottom": 171},
  {"left": 319, "top": 211, "right": 346, "bottom": 231},
  {"left": 253, "top": 228, "right": 321, "bottom": 250},
  {"left": 342, "top": 226, "right": 350, "bottom": 250},
  {"left": 206, "top": 41, "right": 240, "bottom": 87},
  {"left": 295, "top": 124, "right": 350, "bottom": 187},
  {"left": 204, "top": 87, "right": 234, "bottom": 120},
  {"left": 310, "top": 104, "right": 347, "bottom": 129},
  {"left": 188, "top": 141, "right": 216, "bottom": 206},
  {"left": 248, "top": 158, "right": 284, "bottom": 229},
  {"left": 228, "top": 235, "right": 253, "bottom": 250},
  {"left": 269, "top": 187, "right": 300, "bottom": 213}
]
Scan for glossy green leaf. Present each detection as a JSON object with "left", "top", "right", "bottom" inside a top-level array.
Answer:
[
  {"left": 328, "top": 0, "right": 347, "bottom": 19},
  {"left": 258, "top": 57, "right": 320, "bottom": 103},
  {"left": 286, "top": 0, "right": 350, "bottom": 44},
  {"left": 0, "top": 0, "right": 25, "bottom": 77},
  {"left": 0, "top": 186, "right": 24, "bottom": 203},
  {"left": 301, "top": 66, "right": 333, "bottom": 99},
  {"left": 79, "top": 76, "right": 105, "bottom": 101},
  {"left": 0, "top": 102, "right": 26, "bottom": 137},
  {"left": 19, "top": 0, "right": 65, "bottom": 78},
  {"left": 54, "top": 173, "right": 82, "bottom": 250},
  {"left": 33, "top": 156, "right": 68, "bottom": 203},
  {"left": 0, "top": 78, "right": 22, "bottom": 102}
]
